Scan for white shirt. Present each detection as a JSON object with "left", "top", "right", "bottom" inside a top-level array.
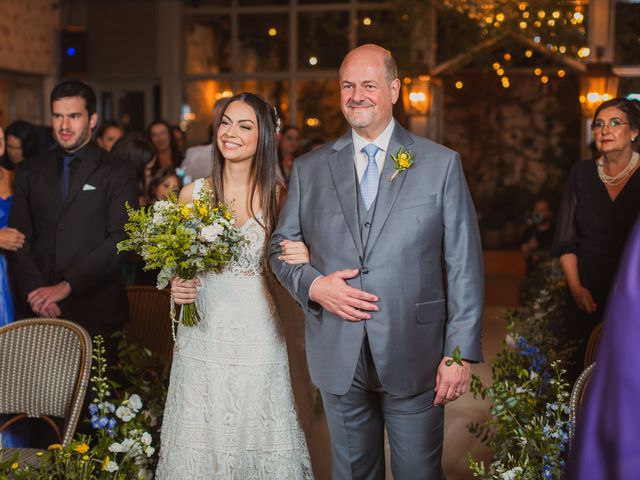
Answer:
[
  {"left": 181, "top": 144, "right": 213, "bottom": 184},
  {"left": 351, "top": 118, "right": 395, "bottom": 181}
]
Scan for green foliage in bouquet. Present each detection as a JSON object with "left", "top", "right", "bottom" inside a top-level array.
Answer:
[
  {"left": 468, "top": 260, "right": 574, "bottom": 479},
  {"left": 117, "top": 188, "right": 245, "bottom": 327},
  {"left": 0, "top": 336, "right": 157, "bottom": 479}
]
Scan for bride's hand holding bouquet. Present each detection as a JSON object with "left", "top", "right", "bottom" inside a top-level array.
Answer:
[{"left": 117, "top": 186, "right": 246, "bottom": 330}]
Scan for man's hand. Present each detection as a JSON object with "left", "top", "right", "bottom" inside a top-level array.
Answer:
[
  {"left": 39, "top": 302, "right": 62, "bottom": 318},
  {"left": 0, "top": 227, "right": 25, "bottom": 251},
  {"left": 309, "top": 269, "right": 378, "bottom": 321},
  {"left": 28, "top": 282, "right": 71, "bottom": 316},
  {"left": 434, "top": 356, "right": 471, "bottom": 406}
]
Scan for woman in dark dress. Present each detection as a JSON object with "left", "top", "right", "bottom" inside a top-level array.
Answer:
[{"left": 553, "top": 97, "right": 640, "bottom": 382}]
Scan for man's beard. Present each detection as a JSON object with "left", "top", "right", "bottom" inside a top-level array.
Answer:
[{"left": 57, "top": 128, "right": 91, "bottom": 152}]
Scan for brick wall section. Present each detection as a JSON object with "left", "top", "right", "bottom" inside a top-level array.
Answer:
[{"left": 0, "top": 0, "right": 60, "bottom": 75}]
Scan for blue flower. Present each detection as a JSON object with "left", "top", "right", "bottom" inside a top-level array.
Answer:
[
  {"left": 543, "top": 463, "right": 552, "bottom": 479},
  {"left": 88, "top": 403, "right": 98, "bottom": 416}
]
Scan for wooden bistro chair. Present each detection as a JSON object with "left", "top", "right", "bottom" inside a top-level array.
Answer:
[
  {"left": 584, "top": 322, "right": 604, "bottom": 368},
  {"left": 0, "top": 318, "right": 92, "bottom": 464},
  {"left": 569, "top": 362, "right": 596, "bottom": 443},
  {"left": 125, "top": 286, "right": 175, "bottom": 361}
]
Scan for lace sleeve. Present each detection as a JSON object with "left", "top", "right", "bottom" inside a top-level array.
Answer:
[{"left": 552, "top": 163, "right": 579, "bottom": 257}]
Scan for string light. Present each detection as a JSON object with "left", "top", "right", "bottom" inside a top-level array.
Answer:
[
  {"left": 455, "top": 81, "right": 464, "bottom": 89},
  {"left": 541, "top": 75, "right": 549, "bottom": 84},
  {"left": 309, "top": 56, "right": 318, "bottom": 66},
  {"left": 268, "top": 27, "right": 277, "bottom": 37},
  {"left": 362, "top": 17, "right": 372, "bottom": 26},
  {"left": 534, "top": 67, "right": 542, "bottom": 76},
  {"left": 557, "top": 70, "right": 566, "bottom": 78}
]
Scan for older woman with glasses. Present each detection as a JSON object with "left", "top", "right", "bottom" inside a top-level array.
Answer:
[{"left": 553, "top": 97, "right": 640, "bottom": 382}]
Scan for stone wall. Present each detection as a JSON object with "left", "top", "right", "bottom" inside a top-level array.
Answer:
[{"left": 0, "top": 0, "right": 60, "bottom": 75}]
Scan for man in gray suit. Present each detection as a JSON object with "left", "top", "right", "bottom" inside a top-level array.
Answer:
[{"left": 270, "top": 44, "right": 483, "bottom": 479}]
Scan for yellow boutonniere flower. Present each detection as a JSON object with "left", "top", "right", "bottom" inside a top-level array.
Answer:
[{"left": 390, "top": 146, "right": 415, "bottom": 181}]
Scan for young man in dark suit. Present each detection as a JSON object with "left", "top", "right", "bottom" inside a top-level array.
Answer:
[{"left": 9, "top": 80, "right": 138, "bottom": 339}]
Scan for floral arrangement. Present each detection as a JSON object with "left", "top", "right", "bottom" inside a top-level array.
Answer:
[
  {"left": 467, "top": 260, "right": 574, "bottom": 479},
  {"left": 117, "top": 187, "right": 245, "bottom": 327},
  {"left": 0, "top": 336, "right": 157, "bottom": 479},
  {"left": 390, "top": 146, "right": 414, "bottom": 181}
]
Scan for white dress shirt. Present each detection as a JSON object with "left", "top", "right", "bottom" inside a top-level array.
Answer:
[{"left": 351, "top": 119, "right": 395, "bottom": 181}]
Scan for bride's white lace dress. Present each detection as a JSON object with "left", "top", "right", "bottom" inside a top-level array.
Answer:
[{"left": 156, "top": 179, "right": 313, "bottom": 479}]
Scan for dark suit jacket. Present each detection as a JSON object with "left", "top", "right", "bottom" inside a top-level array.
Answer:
[{"left": 8, "top": 141, "right": 138, "bottom": 336}]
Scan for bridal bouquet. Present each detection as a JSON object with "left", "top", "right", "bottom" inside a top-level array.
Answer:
[{"left": 118, "top": 187, "right": 245, "bottom": 328}]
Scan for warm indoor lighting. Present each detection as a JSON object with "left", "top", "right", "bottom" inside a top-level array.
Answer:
[
  {"left": 534, "top": 68, "right": 542, "bottom": 76},
  {"left": 403, "top": 77, "right": 412, "bottom": 84},
  {"left": 573, "top": 12, "right": 584, "bottom": 23},
  {"left": 496, "top": 13, "right": 505, "bottom": 22},
  {"left": 309, "top": 56, "right": 318, "bottom": 66},
  {"left": 537, "top": 10, "right": 546, "bottom": 19},
  {"left": 305, "top": 117, "right": 321, "bottom": 127},
  {"left": 362, "top": 17, "right": 372, "bottom": 26},
  {"left": 541, "top": 76, "right": 549, "bottom": 84},
  {"left": 577, "top": 47, "right": 590, "bottom": 58},
  {"left": 525, "top": 50, "right": 533, "bottom": 58},
  {"left": 558, "top": 70, "right": 566, "bottom": 78},
  {"left": 497, "top": 68, "right": 505, "bottom": 76},
  {"left": 552, "top": 11, "right": 560, "bottom": 19},
  {"left": 519, "top": 21, "right": 527, "bottom": 29},
  {"left": 493, "top": 62, "right": 501, "bottom": 70},
  {"left": 504, "top": 53, "right": 511, "bottom": 61},
  {"left": 579, "top": 63, "right": 619, "bottom": 117},
  {"left": 455, "top": 81, "right": 464, "bottom": 89},
  {"left": 402, "top": 75, "right": 432, "bottom": 116},
  {"left": 523, "top": 11, "right": 530, "bottom": 18},
  {"left": 268, "top": 27, "right": 277, "bottom": 37},
  {"left": 559, "top": 46, "right": 567, "bottom": 53}
]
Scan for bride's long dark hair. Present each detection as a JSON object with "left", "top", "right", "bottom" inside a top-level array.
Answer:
[{"left": 210, "top": 92, "right": 285, "bottom": 250}]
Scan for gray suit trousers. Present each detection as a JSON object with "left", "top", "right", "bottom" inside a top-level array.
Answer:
[{"left": 320, "top": 336, "right": 445, "bottom": 480}]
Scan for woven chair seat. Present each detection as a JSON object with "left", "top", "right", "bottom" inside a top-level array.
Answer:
[
  {"left": 0, "top": 447, "right": 43, "bottom": 466},
  {"left": 0, "top": 319, "right": 92, "bottom": 451}
]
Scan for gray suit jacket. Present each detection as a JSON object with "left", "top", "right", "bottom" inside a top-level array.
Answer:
[{"left": 269, "top": 122, "right": 484, "bottom": 396}]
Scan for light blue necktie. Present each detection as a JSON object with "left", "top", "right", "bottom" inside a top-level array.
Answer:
[{"left": 360, "top": 143, "right": 380, "bottom": 210}]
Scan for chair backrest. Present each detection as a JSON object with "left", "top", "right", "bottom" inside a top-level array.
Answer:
[
  {"left": 0, "top": 318, "right": 92, "bottom": 446},
  {"left": 569, "top": 362, "right": 595, "bottom": 442},
  {"left": 125, "top": 286, "right": 174, "bottom": 360},
  {"left": 584, "top": 322, "right": 604, "bottom": 367}
]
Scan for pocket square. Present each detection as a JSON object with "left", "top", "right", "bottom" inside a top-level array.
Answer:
[{"left": 82, "top": 184, "right": 96, "bottom": 191}]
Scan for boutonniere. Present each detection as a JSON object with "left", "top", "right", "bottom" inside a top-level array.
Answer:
[{"left": 390, "top": 147, "right": 414, "bottom": 181}]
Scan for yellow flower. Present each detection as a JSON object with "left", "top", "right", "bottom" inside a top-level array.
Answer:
[
  {"left": 82, "top": 455, "right": 90, "bottom": 461},
  {"left": 181, "top": 205, "right": 192, "bottom": 218},
  {"left": 64, "top": 453, "right": 71, "bottom": 458},
  {"left": 103, "top": 456, "right": 111, "bottom": 471},
  {"left": 224, "top": 212, "right": 232, "bottom": 220},
  {"left": 74, "top": 443, "right": 90, "bottom": 454},
  {"left": 11, "top": 463, "right": 19, "bottom": 470},
  {"left": 36, "top": 452, "right": 44, "bottom": 457},
  {"left": 390, "top": 147, "right": 415, "bottom": 181},
  {"left": 48, "top": 444, "right": 63, "bottom": 451},
  {"left": 198, "top": 206, "right": 208, "bottom": 216}
]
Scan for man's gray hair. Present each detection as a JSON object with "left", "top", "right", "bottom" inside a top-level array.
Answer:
[{"left": 383, "top": 53, "right": 398, "bottom": 83}]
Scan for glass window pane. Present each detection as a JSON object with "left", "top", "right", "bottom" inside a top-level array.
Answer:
[
  {"left": 239, "top": 14, "right": 289, "bottom": 72},
  {"left": 297, "top": 79, "right": 347, "bottom": 140},
  {"left": 185, "top": 16, "right": 232, "bottom": 74},
  {"left": 184, "top": 80, "right": 233, "bottom": 144},
  {"left": 357, "top": 9, "right": 413, "bottom": 66},
  {"left": 615, "top": 2, "right": 640, "bottom": 65},
  {"left": 236, "top": 79, "right": 290, "bottom": 117},
  {"left": 298, "top": 12, "right": 349, "bottom": 70}
]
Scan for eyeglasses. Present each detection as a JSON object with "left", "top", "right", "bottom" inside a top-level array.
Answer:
[{"left": 592, "top": 118, "right": 629, "bottom": 131}]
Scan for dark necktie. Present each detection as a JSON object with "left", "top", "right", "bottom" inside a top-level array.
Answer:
[{"left": 60, "top": 155, "right": 74, "bottom": 201}]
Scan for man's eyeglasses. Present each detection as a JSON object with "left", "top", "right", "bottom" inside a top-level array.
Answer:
[{"left": 592, "top": 118, "right": 629, "bottom": 131}]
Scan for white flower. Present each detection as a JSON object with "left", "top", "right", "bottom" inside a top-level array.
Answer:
[
  {"left": 108, "top": 442, "right": 125, "bottom": 453},
  {"left": 145, "top": 446, "right": 155, "bottom": 457},
  {"left": 501, "top": 466, "right": 523, "bottom": 480},
  {"left": 128, "top": 394, "right": 143, "bottom": 412},
  {"left": 105, "top": 459, "right": 120, "bottom": 472},
  {"left": 200, "top": 224, "right": 224, "bottom": 243},
  {"left": 141, "top": 432, "right": 152, "bottom": 446},
  {"left": 115, "top": 405, "right": 134, "bottom": 422}
]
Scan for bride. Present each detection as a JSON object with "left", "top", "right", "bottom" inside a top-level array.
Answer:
[{"left": 156, "top": 93, "right": 313, "bottom": 479}]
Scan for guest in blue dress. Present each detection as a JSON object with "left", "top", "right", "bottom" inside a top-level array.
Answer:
[{"left": 0, "top": 125, "right": 27, "bottom": 448}]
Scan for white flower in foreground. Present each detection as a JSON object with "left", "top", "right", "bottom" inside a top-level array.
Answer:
[
  {"left": 141, "top": 432, "right": 152, "bottom": 446},
  {"left": 145, "top": 446, "right": 156, "bottom": 457},
  {"left": 105, "top": 459, "right": 120, "bottom": 472},
  {"left": 128, "top": 394, "right": 143, "bottom": 412},
  {"left": 116, "top": 405, "right": 134, "bottom": 422},
  {"left": 138, "top": 468, "right": 153, "bottom": 480},
  {"left": 200, "top": 224, "right": 224, "bottom": 243},
  {"left": 108, "top": 442, "right": 125, "bottom": 453},
  {"left": 501, "top": 466, "right": 523, "bottom": 480}
]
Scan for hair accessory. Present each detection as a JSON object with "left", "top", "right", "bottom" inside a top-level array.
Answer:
[{"left": 273, "top": 105, "right": 282, "bottom": 135}]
